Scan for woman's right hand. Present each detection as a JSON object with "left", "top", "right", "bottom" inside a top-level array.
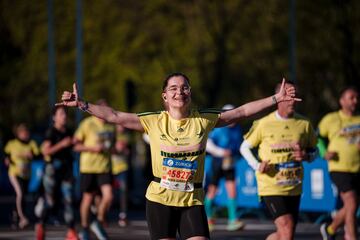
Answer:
[{"left": 56, "top": 83, "right": 79, "bottom": 107}]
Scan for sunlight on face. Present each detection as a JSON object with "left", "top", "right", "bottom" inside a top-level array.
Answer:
[{"left": 163, "top": 76, "right": 191, "bottom": 109}]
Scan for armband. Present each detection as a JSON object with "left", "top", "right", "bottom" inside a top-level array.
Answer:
[
  {"left": 272, "top": 95, "right": 278, "bottom": 104},
  {"left": 79, "top": 101, "right": 89, "bottom": 112}
]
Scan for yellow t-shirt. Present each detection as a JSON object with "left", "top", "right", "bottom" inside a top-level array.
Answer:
[
  {"left": 138, "top": 109, "right": 220, "bottom": 207},
  {"left": 74, "top": 116, "right": 115, "bottom": 174},
  {"left": 318, "top": 110, "right": 360, "bottom": 173},
  {"left": 4, "top": 139, "right": 40, "bottom": 179},
  {"left": 244, "top": 111, "right": 317, "bottom": 196},
  {"left": 111, "top": 132, "right": 130, "bottom": 175}
]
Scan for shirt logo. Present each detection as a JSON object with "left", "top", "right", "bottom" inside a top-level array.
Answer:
[
  {"left": 196, "top": 131, "right": 204, "bottom": 138},
  {"left": 167, "top": 159, "right": 174, "bottom": 167},
  {"left": 177, "top": 127, "right": 184, "bottom": 132}
]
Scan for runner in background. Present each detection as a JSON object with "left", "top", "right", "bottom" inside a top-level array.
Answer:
[
  {"left": 74, "top": 99, "right": 115, "bottom": 240},
  {"left": 4, "top": 123, "right": 40, "bottom": 229},
  {"left": 240, "top": 80, "right": 318, "bottom": 240},
  {"left": 318, "top": 86, "right": 359, "bottom": 240},
  {"left": 34, "top": 106, "right": 78, "bottom": 240},
  {"left": 204, "top": 104, "right": 245, "bottom": 231},
  {"left": 111, "top": 124, "right": 130, "bottom": 227}
]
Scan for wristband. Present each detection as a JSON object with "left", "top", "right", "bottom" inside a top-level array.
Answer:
[
  {"left": 272, "top": 95, "right": 278, "bottom": 104},
  {"left": 79, "top": 101, "right": 89, "bottom": 112}
]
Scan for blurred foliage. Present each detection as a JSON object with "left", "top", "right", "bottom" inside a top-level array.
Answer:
[{"left": 0, "top": 0, "right": 359, "bottom": 142}]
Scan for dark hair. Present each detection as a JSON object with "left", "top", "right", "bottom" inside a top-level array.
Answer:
[
  {"left": 339, "top": 86, "right": 358, "bottom": 98},
  {"left": 12, "top": 123, "right": 28, "bottom": 135},
  {"left": 162, "top": 72, "right": 190, "bottom": 92},
  {"left": 274, "top": 79, "right": 295, "bottom": 93},
  {"left": 51, "top": 105, "right": 67, "bottom": 117}
]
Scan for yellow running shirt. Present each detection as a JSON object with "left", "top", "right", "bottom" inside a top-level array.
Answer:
[
  {"left": 74, "top": 116, "right": 115, "bottom": 174},
  {"left": 4, "top": 139, "right": 40, "bottom": 179},
  {"left": 318, "top": 110, "right": 360, "bottom": 173},
  {"left": 138, "top": 109, "right": 219, "bottom": 207},
  {"left": 244, "top": 111, "right": 317, "bottom": 196}
]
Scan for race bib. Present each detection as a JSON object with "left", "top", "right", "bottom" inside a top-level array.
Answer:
[
  {"left": 160, "top": 158, "right": 198, "bottom": 192},
  {"left": 340, "top": 124, "right": 360, "bottom": 144},
  {"left": 275, "top": 162, "right": 302, "bottom": 186}
]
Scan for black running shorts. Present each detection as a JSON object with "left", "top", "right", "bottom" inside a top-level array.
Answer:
[
  {"left": 261, "top": 195, "right": 301, "bottom": 222},
  {"left": 146, "top": 199, "right": 209, "bottom": 240},
  {"left": 330, "top": 171, "right": 360, "bottom": 193},
  {"left": 80, "top": 173, "right": 112, "bottom": 193}
]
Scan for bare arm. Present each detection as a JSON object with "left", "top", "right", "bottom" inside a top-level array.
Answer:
[
  {"left": 82, "top": 103, "right": 143, "bottom": 131},
  {"left": 216, "top": 78, "right": 301, "bottom": 127},
  {"left": 56, "top": 83, "right": 144, "bottom": 131},
  {"left": 41, "top": 137, "right": 72, "bottom": 156},
  {"left": 73, "top": 138, "right": 104, "bottom": 153}
]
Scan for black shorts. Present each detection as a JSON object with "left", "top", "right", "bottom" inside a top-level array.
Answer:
[
  {"left": 261, "top": 195, "right": 301, "bottom": 222},
  {"left": 146, "top": 200, "right": 209, "bottom": 240},
  {"left": 209, "top": 167, "right": 235, "bottom": 186},
  {"left": 330, "top": 172, "right": 360, "bottom": 193},
  {"left": 80, "top": 173, "right": 112, "bottom": 193},
  {"left": 16, "top": 177, "right": 29, "bottom": 194}
]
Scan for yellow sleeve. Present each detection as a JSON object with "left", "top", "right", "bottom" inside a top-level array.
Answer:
[
  {"left": 244, "top": 120, "right": 262, "bottom": 147},
  {"left": 4, "top": 141, "right": 11, "bottom": 155},
  {"left": 138, "top": 113, "right": 158, "bottom": 134},
  {"left": 200, "top": 112, "right": 220, "bottom": 133},
  {"left": 30, "top": 140, "right": 40, "bottom": 156},
  {"left": 74, "top": 120, "right": 87, "bottom": 141},
  {"left": 318, "top": 114, "right": 330, "bottom": 138}
]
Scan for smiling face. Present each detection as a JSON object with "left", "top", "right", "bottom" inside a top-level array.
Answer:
[{"left": 162, "top": 75, "right": 192, "bottom": 110}]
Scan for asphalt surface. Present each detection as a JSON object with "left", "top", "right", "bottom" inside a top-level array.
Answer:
[
  {"left": 0, "top": 195, "right": 348, "bottom": 240},
  {"left": 0, "top": 218, "right": 344, "bottom": 240}
]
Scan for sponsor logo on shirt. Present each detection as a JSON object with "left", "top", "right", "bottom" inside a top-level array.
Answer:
[{"left": 160, "top": 149, "right": 205, "bottom": 158}]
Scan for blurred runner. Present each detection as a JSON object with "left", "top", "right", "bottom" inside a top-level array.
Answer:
[
  {"left": 204, "top": 104, "right": 245, "bottom": 231},
  {"left": 74, "top": 99, "right": 115, "bottom": 240},
  {"left": 34, "top": 106, "right": 78, "bottom": 240},
  {"left": 4, "top": 123, "right": 40, "bottom": 229},
  {"left": 318, "top": 86, "right": 359, "bottom": 240},
  {"left": 240, "top": 80, "right": 318, "bottom": 240},
  {"left": 111, "top": 124, "right": 130, "bottom": 227}
]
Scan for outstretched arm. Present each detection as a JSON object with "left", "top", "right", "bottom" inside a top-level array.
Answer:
[
  {"left": 216, "top": 78, "right": 301, "bottom": 127},
  {"left": 56, "top": 83, "right": 144, "bottom": 131}
]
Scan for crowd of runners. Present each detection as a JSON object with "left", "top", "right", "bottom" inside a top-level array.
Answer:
[{"left": 2, "top": 72, "right": 359, "bottom": 240}]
